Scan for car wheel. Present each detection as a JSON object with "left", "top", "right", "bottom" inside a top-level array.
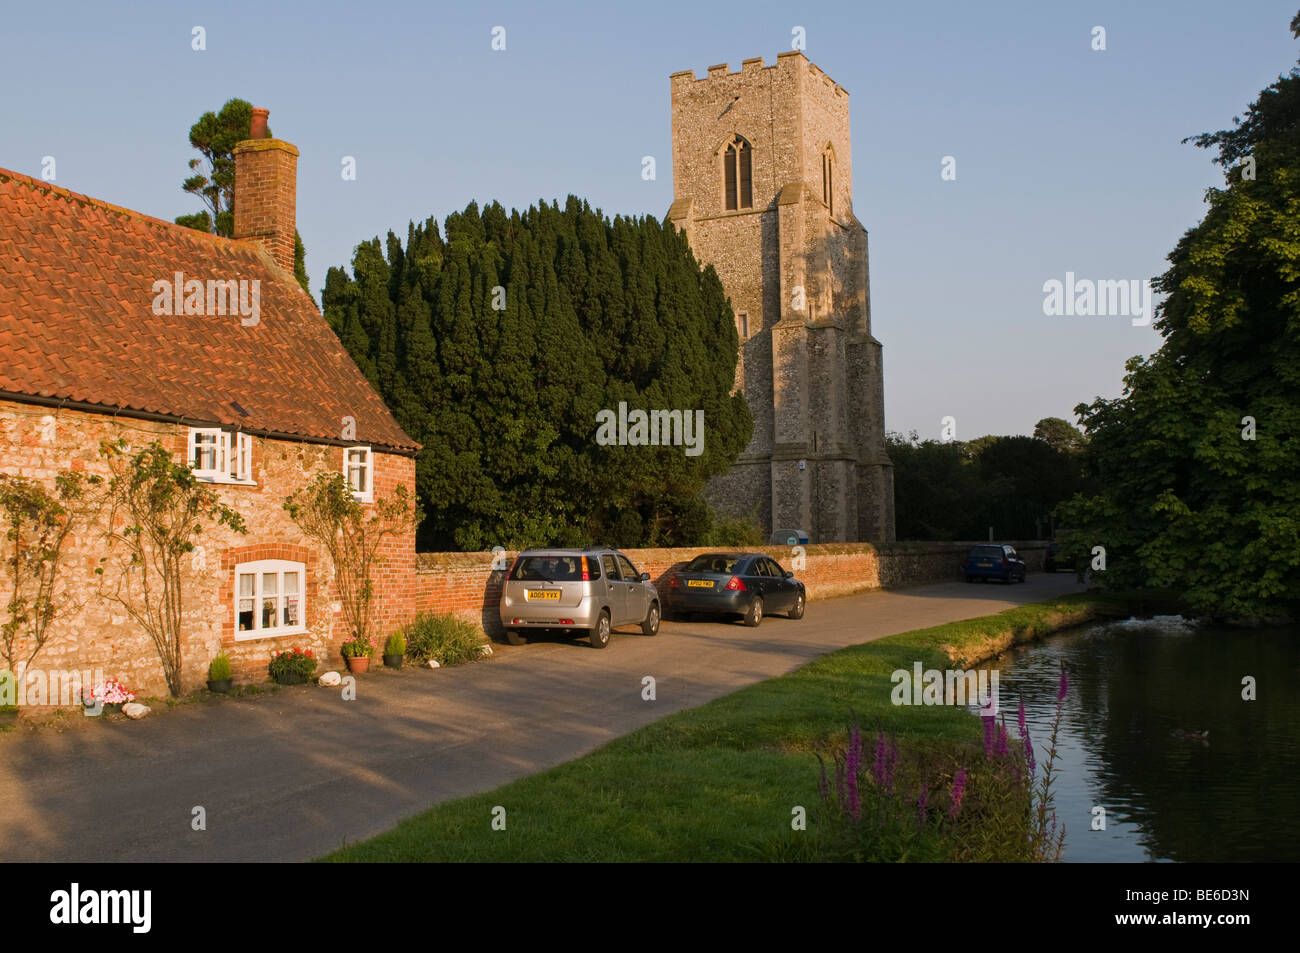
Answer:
[
  {"left": 504, "top": 629, "right": 526, "bottom": 646},
  {"left": 743, "top": 596, "right": 764, "bottom": 628},
  {"left": 590, "top": 610, "right": 611, "bottom": 649},
  {"left": 641, "top": 601, "right": 660, "bottom": 636},
  {"left": 788, "top": 592, "right": 805, "bottom": 620}
]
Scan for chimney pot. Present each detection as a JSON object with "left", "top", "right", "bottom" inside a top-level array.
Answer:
[{"left": 249, "top": 107, "right": 270, "bottom": 139}]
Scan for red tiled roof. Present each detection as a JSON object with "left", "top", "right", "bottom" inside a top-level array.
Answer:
[{"left": 0, "top": 167, "right": 418, "bottom": 453}]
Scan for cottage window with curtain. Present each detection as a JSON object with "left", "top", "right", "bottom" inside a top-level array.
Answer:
[
  {"left": 235, "top": 559, "right": 305, "bottom": 639},
  {"left": 344, "top": 446, "right": 373, "bottom": 502}
]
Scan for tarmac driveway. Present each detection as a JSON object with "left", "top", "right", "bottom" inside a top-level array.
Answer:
[{"left": 0, "top": 574, "right": 1084, "bottom": 862}]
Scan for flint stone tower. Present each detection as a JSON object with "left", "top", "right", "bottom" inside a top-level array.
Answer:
[{"left": 667, "top": 51, "right": 895, "bottom": 543}]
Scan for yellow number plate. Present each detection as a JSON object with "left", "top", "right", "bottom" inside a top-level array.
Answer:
[
  {"left": 687, "top": 579, "right": 715, "bottom": 588},
  {"left": 527, "top": 589, "right": 561, "bottom": 601}
]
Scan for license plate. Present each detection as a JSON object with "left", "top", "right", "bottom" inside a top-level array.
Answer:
[
  {"left": 977, "top": 561, "right": 993, "bottom": 568},
  {"left": 526, "top": 589, "right": 560, "bottom": 601},
  {"left": 687, "top": 579, "right": 714, "bottom": 588}
]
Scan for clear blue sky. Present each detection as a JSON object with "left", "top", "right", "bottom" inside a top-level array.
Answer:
[{"left": 3, "top": 0, "right": 1295, "bottom": 439}]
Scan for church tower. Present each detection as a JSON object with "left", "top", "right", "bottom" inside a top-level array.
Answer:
[{"left": 667, "top": 52, "right": 895, "bottom": 543}]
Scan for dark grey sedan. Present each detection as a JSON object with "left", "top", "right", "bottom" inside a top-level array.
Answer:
[{"left": 664, "top": 552, "right": 806, "bottom": 627}]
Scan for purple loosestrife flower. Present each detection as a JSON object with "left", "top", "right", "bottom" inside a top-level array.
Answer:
[
  {"left": 886, "top": 739, "right": 899, "bottom": 795},
  {"left": 948, "top": 766, "right": 967, "bottom": 820},
  {"left": 1058, "top": 665, "right": 1069, "bottom": 702},
  {"left": 1023, "top": 731, "right": 1037, "bottom": 777},
  {"left": 916, "top": 784, "right": 929, "bottom": 827},
  {"left": 835, "top": 756, "right": 846, "bottom": 815},
  {"left": 846, "top": 725, "right": 863, "bottom": 823},
  {"left": 872, "top": 731, "right": 887, "bottom": 787},
  {"left": 982, "top": 713, "right": 996, "bottom": 759},
  {"left": 1017, "top": 700, "right": 1027, "bottom": 736},
  {"left": 995, "top": 714, "right": 1009, "bottom": 758}
]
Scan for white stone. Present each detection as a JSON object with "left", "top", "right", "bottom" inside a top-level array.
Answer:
[
  {"left": 318, "top": 671, "right": 342, "bottom": 686},
  {"left": 427, "top": 659, "right": 440, "bottom": 669},
  {"left": 122, "top": 703, "right": 151, "bottom": 720},
  {"left": 478, "top": 644, "right": 493, "bottom": 656}
]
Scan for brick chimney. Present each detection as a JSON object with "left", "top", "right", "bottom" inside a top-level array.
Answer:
[{"left": 233, "top": 107, "right": 298, "bottom": 275}]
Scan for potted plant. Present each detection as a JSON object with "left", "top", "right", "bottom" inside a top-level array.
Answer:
[
  {"left": 82, "top": 677, "right": 135, "bottom": 714},
  {"left": 383, "top": 631, "right": 405, "bottom": 669},
  {"left": 268, "top": 647, "right": 317, "bottom": 685},
  {"left": 207, "top": 652, "right": 234, "bottom": 693},
  {"left": 341, "top": 636, "right": 374, "bottom": 674}
]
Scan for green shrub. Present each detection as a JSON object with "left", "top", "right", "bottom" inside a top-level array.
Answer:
[
  {"left": 384, "top": 630, "right": 406, "bottom": 656},
  {"left": 207, "top": 652, "right": 233, "bottom": 681},
  {"left": 706, "top": 512, "right": 766, "bottom": 546},
  {"left": 402, "top": 613, "right": 487, "bottom": 667}
]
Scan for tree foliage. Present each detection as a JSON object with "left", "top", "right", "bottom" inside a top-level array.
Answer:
[
  {"left": 0, "top": 472, "right": 100, "bottom": 676},
  {"left": 98, "top": 440, "right": 247, "bottom": 696},
  {"left": 887, "top": 431, "right": 1083, "bottom": 541},
  {"left": 1059, "top": 11, "right": 1300, "bottom": 619},
  {"left": 284, "top": 472, "right": 417, "bottom": 652},
  {"left": 322, "top": 198, "right": 753, "bottom": 550},
  {"left": 174, "top": 97, "right": 312, "bottom": 299}
]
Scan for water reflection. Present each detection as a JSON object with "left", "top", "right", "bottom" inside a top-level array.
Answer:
[{"left": 973, "top": 617, "right": 1299, "bottom": 862}]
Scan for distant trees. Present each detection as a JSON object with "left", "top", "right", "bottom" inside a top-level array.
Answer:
[
  {"left": 323, "top": 198, "right": 753, "bottom": 551},
  {"left": 887, "top": 424, "right": 1085, "bottom": 541}
]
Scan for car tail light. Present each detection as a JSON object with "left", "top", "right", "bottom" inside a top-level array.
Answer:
[
  {"left": 559, "top": 619, "right": 574, "bottom": 625},
  {"left": 669, "top": 574, "right": 679, "bottom": 589},
  {"left": 511, "top": 618, "right": 522, "bottom": 624},
  {"left": 581, "top": 556, "right": 590, "bottom": 581},
  {"left": 725, "top": 575, "right": 746, "bottom": 591},
  {"left": 1001, "top": 557, "right": 1009, "bottom": 568}
]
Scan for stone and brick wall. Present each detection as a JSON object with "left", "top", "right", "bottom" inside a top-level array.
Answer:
[
  {"left": 415, "top": 540, "right": 1052, "bottom": 638},
  {"left": 0, "top": 399, "right": 417, "bottom": 699}
]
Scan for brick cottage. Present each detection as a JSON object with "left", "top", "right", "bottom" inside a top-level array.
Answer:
[{"left": 0, "top": 108, "right": 421, "bottom": 697}]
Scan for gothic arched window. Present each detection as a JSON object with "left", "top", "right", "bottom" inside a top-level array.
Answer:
[
  {"left": 822, "top": 146, "right": 834, "bottom": 214},
  {"left": 723, "top": 135, "right": 753, "bottom": 210}
]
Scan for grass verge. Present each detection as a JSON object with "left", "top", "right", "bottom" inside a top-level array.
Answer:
[{"left": 321, "top": 590, "right": 1130, "bottom": 862}]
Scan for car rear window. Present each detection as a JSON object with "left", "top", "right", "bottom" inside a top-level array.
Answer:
[
  {"left": 685, "top": 554, "right": 742, "bottom": 574},
  {"left": 971, "top": 546, "right": 1003, "bottom": 558},
  {"left": 509, "top": 555, "right": 596, "bottom": 582}
]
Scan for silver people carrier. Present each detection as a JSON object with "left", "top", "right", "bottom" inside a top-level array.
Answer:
[{"left": 499, "top": 549, "right": 660, "bottom": 649}]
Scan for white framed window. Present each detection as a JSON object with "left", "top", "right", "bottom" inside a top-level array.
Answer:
[
  {"left": 235, "top": 559, "right": 305, "bottom": 639},
  {"left": 188, "top": 428, "right": 254, "bottom": 484},
  {"left": 344, "top": 446, "right": 373, "bottom": 502}
]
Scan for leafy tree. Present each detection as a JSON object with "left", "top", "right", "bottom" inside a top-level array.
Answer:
[
  {"left": 97, "top": 440, "right": 246, "bottom": 696},
  {"left": 1033, "top": 417, "right": 1086, "bottom": 454},
  {"left": 284, "top": 473, "right": 418, "bottom": 654},
  {"left": 1059, "top": 11, "right": 1300, "bottom": 619},
  {"left": 323, "top": 198, "right": 753, "bottom": 550},
  {"left": 0, "top": 472, "right": 100, "bottom": 679},
  {"left": 175, "top": 97, "right": 312, "bottom": 299}
]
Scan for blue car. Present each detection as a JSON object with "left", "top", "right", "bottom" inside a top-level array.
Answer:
[{"left": 963, "top": 544, "right": 1026, "bottom": 584}]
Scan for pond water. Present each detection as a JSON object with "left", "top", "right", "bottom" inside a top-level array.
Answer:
[{"left": 971, "top": 616, "right": 1300, "bottom": 862}]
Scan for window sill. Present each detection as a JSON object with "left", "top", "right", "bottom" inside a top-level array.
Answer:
[
  {"left": 195, "top": 473, "right": 257, "bottom": 487},
  {"left": 234, "top": 626, "right": 307, "bottom": 642}
]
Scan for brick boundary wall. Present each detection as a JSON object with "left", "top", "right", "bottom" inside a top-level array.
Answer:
[{"left": 414, "top": 541, "right": 1052, "bottom": 638}]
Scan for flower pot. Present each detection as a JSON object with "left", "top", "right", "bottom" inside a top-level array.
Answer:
[
  {"left": 207, "top": 678, "right": 233, "bottom": 694},
  {"left": 345, "top": 656, "right": 370, "bottom": 674},
  {"left": 383, "top": 654, "right": 403, "bottom": 670},
  {"left": 274, "top": 671, "right": 306, "bottom": 685},
  {"left": 104, "top": 702, "right": 124, "bottom": 715}
]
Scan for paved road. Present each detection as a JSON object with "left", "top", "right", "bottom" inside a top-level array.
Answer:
[{"left": 0, "top": 574, "right": 1084, "bottom": 862}]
